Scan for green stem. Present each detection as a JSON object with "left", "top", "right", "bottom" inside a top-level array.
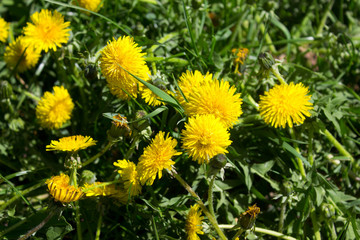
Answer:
[
  {"left": 95, "top": 206, "right": 103, "bottom": 240},
  {"left": 82, "top": 141, "right": 113, "bottom": 168},
  {"left": 218, "top": 225, "right": 296, "bottom": 240},
  {"left": 289, "top": 128, "right": 306, "bottom": 178},
  {"left": 148, "top": 51, "right": 157, "bottom": 75},
  {"left": 278, "top": 197, "right": 288, "bottom": 234},
  {"left": 328, "top": 221, "right": 337, "bottom": 240},
  {"left": 23, "top": 90, "right": 41, "bottom": 102},
  {"left": 310, "top": 208, "right": 321, "bottom": 240},
  {"left": 308, "top": 128, "right": 314, "bottom": 166},
  {"left": 75, "top": 202, "right": 83, "bottom": 240},
  {"left": 270, "top": 66, "right": 287, "bottom": 85},
  {"left": 321, "top": 128, "right": 354, "bottom": 163},
  {"left": 316, "top": 0, "right": 335, "bottom": 36},
  {"left": 208, "top": 175, "right": 217, "bottom": 220},
  {"left": 246, "top": 94, "right": 259, "bottom": 111},
  {"left": 170, "top": 169, "right": 228, "bottom": 240}
]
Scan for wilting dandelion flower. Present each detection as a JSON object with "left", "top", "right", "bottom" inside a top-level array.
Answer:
[
  {"left": 113, "top": 159, "right": 142, "bottom": 196},
  {"left": 82, "top": 182, "right": 118, "bottom": 197},
  {"left": 46, "top": 173, "right": 83, "bottom": 203},
  {"left": 182, "top": 114, "right": 232, "bottom": 164},
  {"left": 0, "top": 17, "right": 9, "bottom": 43},
  {"left": 73, "top": 0, "right": 103, "bottom": 12},
  {"left": 36, "top": 86, "right": 74, "bottom": 129},
  {"left": 259, "top": 82, "right": 313, "bottom": 128},
  {"left": 232, "top": 48, "right": 249, "bottom": 74},
  {"left": 100, "top": 36, "right": 150, "bottom": 100},
  {"left": 185, "top": 204, "right": 204, "bottom": 240},
  {"left": 46, "top": 135, "right": 97, "bottom": 152},
  {"left": 175, "top": 70, "right": 213, "bottom": 106},
  {"left": 184, "top": 79, "right": 243, "bottom": 128},
  {"left": 4, "top": 36, "right": 41, "bottom": 73},
  {"left": 137, "top": 131, "right": 181, "bottom": 185},
  {"left": 23, "top": 9, "right": 71, "bottom": 52}
]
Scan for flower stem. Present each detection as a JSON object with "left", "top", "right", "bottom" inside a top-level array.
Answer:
[
  {"left": 321, "top": 128, "right": 354, "bottom": 163},
  {"left": 231, "top": 229, "right": 245, "bottom": 240},
  {"left": 95, "top": 206, "right": 103, "bottom": 240},
  {"left": 289, "top": 128, "right": 306, "bottom": 179},
  {"left": 170, "top": 169, "right": 228, "bottom": 240},
  {"left": 308, "top": 128, "right": 314, "bottom": 166},
  {"left": 278, "top": 197, "right": 288, "bottom": 234},
  {"left": 208, "top": 175, "right": 217, "bottom": 220},
  {"left": 310, "top": 208, "right": 321, "bottom": 240},
  {"left": 75, "top": 202, "right": 83, "bottom": 240},
  {"left": 82, "top": 141, "right": 113, "bottom": 168},
  {"left": 218, "top": 225, "right": 296, "bottom": 240},
  {"left": 270, "top": 66, "right": 287, "bottom": 85}
]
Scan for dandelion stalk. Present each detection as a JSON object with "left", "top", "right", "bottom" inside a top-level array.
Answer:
[
  {"left": 208, "top": 175, "right": 217, "bottom": 220},
  {"left": 271, "top": 65, "right": 287, "bottom": 85},
  {"left": 278, "top": 196, "right": 289, "bottom": 235},
  {"left": 170, "top": 169, "right": 228, "bottom": 240},
  {"left": 82, "top": 141, "right": 113, "bottom": 167},
  {"left": 310, "top": 208, "right": 321, "bottom": 240},
  {"left": 95, "top": 205, "right": 103, "bottom": 240},
  {"left": 219, "top": 225, "right": 297, "bottom": 240},
  {"left": 321, "top": 128, "right": 354, "bottom": 163},
  {"left": 289, "top": 128, "right": 306, "bottom": 178}
]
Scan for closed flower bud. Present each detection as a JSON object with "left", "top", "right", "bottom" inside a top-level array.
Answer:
[
  {"left": 258, "top": 52, "right": 275, "bottom": 70},
  {"left": 208, "top": 154, "right": 227, "bottom": 176},
  {"left": 107, "top": 114, "right": 132, "bottom": 141},
  {"left": 0, "top": 80, "right": 12, "bottom": 100}
]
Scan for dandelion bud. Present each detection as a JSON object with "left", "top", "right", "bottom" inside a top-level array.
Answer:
[
  {"left": 281, "top": 181, "right": 293, "bottom": 196},
  {"left": 208, "top": 154, "right": 227, "bottom": 177},
  {"left": 81, "top": 170, "right": 96, "bottom": 185},
  {"left": 0, "top": 80, "right": 13, "bottom": 100},
  {"left": 321, "top": 203, "right": 336, "bottom": 219},
  {"left": 84, "top": 64, "right": 98, "bottom": 81},
  {"left": 107, "top": 114, "right": 132, "bottom": 141},
  {"left": 236, "top": 204, "right": 260, "bottom": 230},
  {"left": 258, "top": 52, "right": 275, "bottom": 70}
]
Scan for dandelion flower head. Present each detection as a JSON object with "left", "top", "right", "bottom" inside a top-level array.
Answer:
[
  {"left": 181, "top": 114, "right": 232, "bottom": 164},
  {"left": 46, "top": 173, "right": 83, "bottom": 203},
  {"left": 175, "top": 70, "right": 213, "bottom": 106},
  {"left": 0, "top": 17, "right": 9, "bottom": 43},
  {"left": 259, "top": 82, "right": 313, "bottom": 128},
  {"left": 113, "top": 159, "right": 142, "bottom": 196},
  {"left": 137, "top": 131, "right": 181, "bottom": 185},
  {"left": 46, "top": 135, "right": 97, "bottom": 152},
  {"left": 184, "top": 79, "right": 243, "bottom": 128},
  {"left": 185, "top": 204, "right": 204, "bottom": 240},
  {"left": 82, "top": 182, "right": 118, "bottom": 197},
  {"left": 232, "top": 48, "right": 249, "bottom": 74},
  {"left": 100, "top": 36, "right": 150, "bottom": 100},
  {"left": 139, "top": 84, "right": 165, "bottom": 106},
  {"left": 4, "top": 36, "right": 41, "bottom": 73},
  {"left": 23, "top": 9, "right": 70, "bottom": 52},
  {"left": 74, "top": 0, "right": 103, "bottom": 13},
  {"left": 36, "top": 86, "right": 74, "bottom": 129}
]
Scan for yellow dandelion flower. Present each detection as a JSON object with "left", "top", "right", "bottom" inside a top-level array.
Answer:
[
  {"left": 82, "top": 182, "right": 118, "bottom": 197},
  {"left": 113, "top": 159, "right": 142, "bottom": 196},
  {"left": 184, "top": 79, "right": 243, "bottom": 128},
  {"left": 140, "top": 84, "right": 164, "bottom": 106},
  {"left": 259, "top": 82, "right": 313, "bottom": 128},
  {"left": 74, "top": 0, "right": 103, "bottom": 13},
  {"left": 100, "top": 36, "right": 150, "bottom": 100},
  {"left": 46, "top": 135, "right": 97, "bottom": 152},
  {"left": 4, "top": 36, "right": 41, "bottom": 73},
  {"left": 0, "top": 17, "right": 9, "bottom": 43},
  {"left": 181, "top": 114, "right": 232, "bottom": 164},
  {"left": 175, "top": 70, "right": 213, "bottom": 106},
  {"left": 46, "top": 173, "right": 83, "bottom": 203},
  {"left": 137, "top": 131, "right": 181, "bottom": 185},
  {"left": 185, "top": 204, "right": 204, "bottom": 240},
  {"left": 36, "top": 86, "right": 74, "bottom": 129},
  {"left": 23, "top": 9, "right": 71, "bottom": 52},
  {"left": 231, "top": 48, "right": 249, "bottom": 74}
]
